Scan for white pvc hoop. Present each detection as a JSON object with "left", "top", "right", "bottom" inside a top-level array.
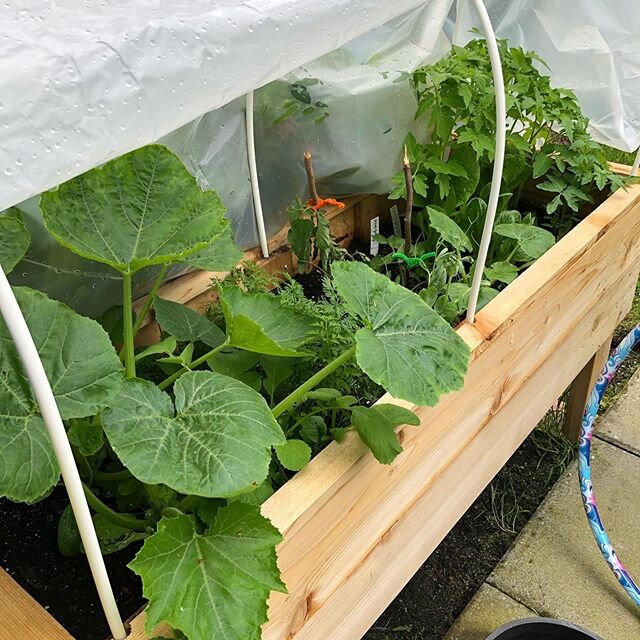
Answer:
[
  {"left": 0, "top": 269, "right": 127, "bottom": 640},
  {"left": 465, "top": 0, "right": 506, "bottom": 324},
  {"left": 246, "top": 90, "right": 270, "bottom": 259}
]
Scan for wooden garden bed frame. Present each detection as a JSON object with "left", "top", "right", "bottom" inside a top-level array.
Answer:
[{"left": 3, "top": 165, "right": 640, "bottom": 640}]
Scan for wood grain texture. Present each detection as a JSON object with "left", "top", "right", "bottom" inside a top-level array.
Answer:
[
  {"left": 257, "top": 183, "right": 640, "bottom": 640},
  {"left": 127, "top": 610, "right": 172, "bottom": 640},
  {"left": 123, "top": 182, "right": 640, "bottom": 639},
  {"left": 0, "top": 570, "right": 73, "bottom": 640}
]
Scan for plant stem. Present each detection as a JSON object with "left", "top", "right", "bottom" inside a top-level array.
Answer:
[
  {"left": 403, "top": 145, "right": 414, "bottom": 254},
  {"left": 528, "top": 121, "right": 546, "bottom": 145},
  {"left": 304, "top": 151, "right": 320, "bottom": 206},
  {"left": 72, "top": 446, "right": 93, "bottom": 483},
  {"left": 457, "top": 249, "right": 470, "bottom": 284},
  {"left": 122, "top": 273, "right": 136, "bottom": 379},
  {"left": 285, "top": 407, "right": 327, "bottom": 437},
  {"left": 157, "top": 339, "right": 230, "bottom": 390},
  {"left": 82, "top": 482, "right": 150, "bottom": 531},
  {"left": 512, "top": 180, "right": 525, "bottom": 210},
  {"left": 125, "top": 265, "right": 168, "bottom": 354},
  {"left": 93, "top": 469, "right": 133, "bottom": 483},
  {"left": 272, "top": 346, "right": 356, "bottom": 419},
  {"left": 176, "top": 494, "right": 206, "bottom": 513},
  {"left": 506, "top": 246, "right": 519, "bottom": 263}
]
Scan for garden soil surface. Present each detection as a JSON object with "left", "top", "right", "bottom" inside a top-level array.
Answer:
[{"left": 0, "top": 488, "right": 143, "bottom": 640}]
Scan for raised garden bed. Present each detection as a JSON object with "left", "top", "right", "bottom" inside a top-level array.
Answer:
[{"left": 3, "top": 165, "right": 638, "bottom": 640}]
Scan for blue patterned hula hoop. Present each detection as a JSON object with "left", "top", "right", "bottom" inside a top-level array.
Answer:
[{"left": 579, "top": 323, "right": 640, "bottom": 607}]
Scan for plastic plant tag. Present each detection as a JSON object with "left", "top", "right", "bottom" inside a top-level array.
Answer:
[
  {"left": 370, "top": 216, "right": 380, "bottom": 256},
  {"left": 390, "top": 205, "right": 402, "bottom": 237}
]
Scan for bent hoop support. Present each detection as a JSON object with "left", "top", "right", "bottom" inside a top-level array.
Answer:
[
  {"left": 465, "top": 0, "right": 506, "bottom": 324},
  {"left": 579, "top": 324, "right": 640, "bottom": 607},
  {"left": 0, "top": 267, "right": 128, "bottom": 639}
]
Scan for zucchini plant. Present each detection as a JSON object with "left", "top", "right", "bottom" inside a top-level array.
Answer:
[{"left": 0, "top": 144, "right": 470, "bottom": 640}]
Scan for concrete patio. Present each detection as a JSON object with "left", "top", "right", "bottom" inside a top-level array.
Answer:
[{"left": 445, "top": 371, "right": 640, "bottom": 640}]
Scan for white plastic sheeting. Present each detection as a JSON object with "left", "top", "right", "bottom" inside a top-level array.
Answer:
[
  {"left": 4, "top": 0, "right": 640, "bottom": 313},
  {"left": 6, "top": 1, "right": 454, "bottom": 314},
  {"left": 454, "top": 0, "right": 640, "bottom": 151},
  {"left": 253, "top": 1, "right": 452, "bottom": 240},
  {"left": 0, "top": 0, "right": 440, "bottom": 214}
]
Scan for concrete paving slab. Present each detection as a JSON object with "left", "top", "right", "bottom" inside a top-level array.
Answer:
[
  {"left": 488, "top": 439, "right": 640, "bottom": 639},
  {"left": 598, "top": 369, "right": 640, "bottom": 455},
  {"left": 444, "top": 583, "right": 536, "bottom": 640}
]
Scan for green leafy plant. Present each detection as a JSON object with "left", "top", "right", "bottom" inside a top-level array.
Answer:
[
  {"left": 0, "top": 145, "right": 470, "bottom": 640},
  {"left": 287, "top": 151, "right": 346, "bottom": 274},
  {"left": 273, "top": 78, "right": 330, "bottom": 125},
  {"left": 287, "top": 197, "right": 339, "bottom": 273},
  {"left": 376, "top": 38, "right": 626, "bottom": 321},
  {"left": 395, "top": 37, "right": 624, "bottom": 221}
]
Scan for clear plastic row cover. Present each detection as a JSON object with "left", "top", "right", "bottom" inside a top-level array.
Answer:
[
  {"left": 454, "top": 0, "right": 640, "bottom": 152},
  {"left": 4, "top": 0, "right": 639, "bottom": 314}
]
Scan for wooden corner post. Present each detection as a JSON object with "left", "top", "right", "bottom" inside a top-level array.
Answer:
[{"left": 563, "top": 335, "right": 613, "bottom": 441}]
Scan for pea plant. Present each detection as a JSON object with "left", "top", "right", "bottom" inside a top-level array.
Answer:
[
  {"left": 376, "top": 38, "right": 626, "bottom": 321},
  {"left": 0, "top": 145, "right": 470, "bottom": 640}
]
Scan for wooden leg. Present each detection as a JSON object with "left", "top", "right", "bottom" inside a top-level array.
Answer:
[{"left": 563, "top": 334, "right": 613, "bottom": 441}]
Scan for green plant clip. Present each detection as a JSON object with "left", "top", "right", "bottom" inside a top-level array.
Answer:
[{"left": 391, "top": 251, "right": 436, "bottom": 269}]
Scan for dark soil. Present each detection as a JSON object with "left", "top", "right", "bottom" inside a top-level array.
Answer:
[
  {"left": 363, "top": 431, "right": 571, "bottom": 640},
  {"left": 0, "top": 487, "right": 144, "bottom": 640},
  {"left": 293, "top": 269, "right": 326, "bottom": 301}
]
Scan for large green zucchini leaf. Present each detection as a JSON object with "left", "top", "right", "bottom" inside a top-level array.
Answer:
[
  {"left": 0, "top": 208, "right": 30, "bottom": 274},
  {"left": 131, "top": 503, "right": 285, "bottom": 640},
  {"left": 102, "top": 371, "right": 285, "bottom": 497},
  {"left": 220, "top": 287, "right": 314, "bottom": 357},
  {"left": 0, "top": 287, "right": 123, "bottom": 502},
  {"left": 40, "top": 145, "right": 228, "bottom": 274},
  {"left": 333, "top": 262, "right": 469, "bottom": 406}
]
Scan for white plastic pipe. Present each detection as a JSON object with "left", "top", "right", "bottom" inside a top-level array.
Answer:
[
  {"left": 0, "top": 269, "right": 127, "bottom": 640},
  {"left": 465, "top": 0, "right": 506, "bottom": 324},
  {"left": 246, "top": 91, "right": 269, "bottom": 258},
  {"left": 631, "top": 146, "right": 640, "bottom": 177}
]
